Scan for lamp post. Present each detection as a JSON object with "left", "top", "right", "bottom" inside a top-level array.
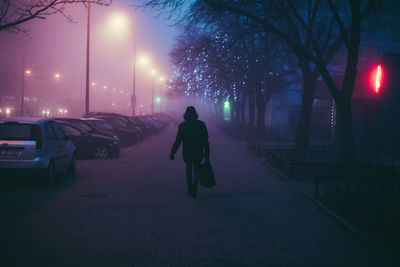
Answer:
[
  {"left": 85, "top": 0, "right": 91, "bottom": 115},
  {"left": 151, "top": 76, "right": 155, "bottom": 114},
  {"left": 20, "top": 57, "right": 25, "bottom": 116},
  {"left": 106, "top": 12, "right": 136, "bottom": 115},
  {"left": 150, "top": 69, "right": 157, "bottom": 114},
  {"left": 159, "top": 76, "right": 165, "bottom": 113},
  {"left": 131, "top": 38, "right": 136, "bottom": 115}
]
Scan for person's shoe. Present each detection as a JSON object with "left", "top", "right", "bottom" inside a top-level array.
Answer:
[
  {"left": 192, "top": 182, "right": 198, "bottom": 198},
  {"left": 187, "top": 184, "right": 193, "bottom": 197}
]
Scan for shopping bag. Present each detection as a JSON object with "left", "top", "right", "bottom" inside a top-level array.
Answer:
[{"left": 199, "top": 161, "right": 216, "bottom": 188}]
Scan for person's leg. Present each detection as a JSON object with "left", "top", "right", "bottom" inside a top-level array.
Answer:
[
  {"left": 185, "top": 161, "right": 193, "bottom": 195},
  {"left": 192, "top": 161, "right": 201, "bottom": 197}
]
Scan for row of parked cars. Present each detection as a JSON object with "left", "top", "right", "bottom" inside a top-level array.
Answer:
[
  {"left": 55, "top": 113, "right": 170, "bottom": 159},
  {"left": 0, "top": 113, "right": 171, "bottom": 184}
]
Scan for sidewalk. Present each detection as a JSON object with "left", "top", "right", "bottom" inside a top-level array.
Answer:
[{"left": 0, "top": 120, "right": 390, "bottom": 266}]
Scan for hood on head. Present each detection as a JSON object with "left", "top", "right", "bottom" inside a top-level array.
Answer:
[{"left": 183, "top": 106, "right": 198, "bottom": 121}]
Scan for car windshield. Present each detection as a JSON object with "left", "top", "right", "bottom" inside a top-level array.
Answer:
[
  {"left": 112, "top": 119, "right": 127, "bottom": 128},
  {"left": 61, "top": 124, "right": 82, "bottom": 136},
  {"left": 93, "top": 121, "right": 113, "bottom": 130},
  {"left": 128, "top": 118, "right": 139, "bottom": 125},
  {"left": 0, "top": 123, "right": 36, "bottom": 140},
  {"left": 74, "top": 121, "right": 91, "bottom": 132}
]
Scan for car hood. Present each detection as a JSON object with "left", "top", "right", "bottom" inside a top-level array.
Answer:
[{"left": 90, "top": 134, "right": 114, "bottom": 142}]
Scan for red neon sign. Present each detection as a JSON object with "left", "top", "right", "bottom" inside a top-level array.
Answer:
[{"left": 374, "top": 64, "right": 382, "bottom": 94}]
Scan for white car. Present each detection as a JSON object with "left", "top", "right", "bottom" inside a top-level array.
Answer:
[{"left": 0, "top": 117, "right": 76, "bottom": 184}]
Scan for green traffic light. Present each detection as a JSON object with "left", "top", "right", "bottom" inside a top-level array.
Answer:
[{"left": 224, "top": 100, "right": 230, "bottom": 109}]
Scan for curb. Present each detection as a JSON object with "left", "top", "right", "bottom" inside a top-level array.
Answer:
[
  {"left": 263, "top": 160, "right": 290, "bottom": 181},
  {"left": 308, "top": 195, "right": 396, "bottom": 265}
]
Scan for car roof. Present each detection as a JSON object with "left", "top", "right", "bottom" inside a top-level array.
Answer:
[
  {"left": 81, "top": 117, "right": 107, "bottom": 121},
  {"left": 0, "top": 117, "right": 52, "bottom": 125},
  {"left": 55, "top": 120, "right": 85, "bottom": 131},
  {"left": 54, "top": 117, "right": 83, "bottom": 121}
]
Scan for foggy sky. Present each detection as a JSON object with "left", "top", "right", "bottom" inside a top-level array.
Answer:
[{"left": 0, "top": 0, "right": 178, "bottom": 115}]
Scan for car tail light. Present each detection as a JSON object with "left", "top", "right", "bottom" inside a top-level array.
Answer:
[{"left": 33, "top": 125, "right": 43, "bottom": 149}]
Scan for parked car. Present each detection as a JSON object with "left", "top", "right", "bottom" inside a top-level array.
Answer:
[
  {"left": 55, "top": 117, "right": 120, "bottom": 145},
  {"left": 86, "top": 112, "right": 164, "bottom": 136},
  {"left": 94, "top": 116, "right": 141, "bottom": 143},
  {"left": 0, "top": 117, "right": 76, "bottom": 184},
  {"left": 82, "top": 118, "right": 137, "bottom": 146},
  {"left": 86, "top": 112, "right": 146, "bottom": 132},
  {"left": 140, "top": 116, "right": 164, "bottom": 132},
  {"left": 56, "top": 121, "right": 119, "bottom": 159},
  {"left": 127, "top": 116, "right": 154, "bottom": 136}
]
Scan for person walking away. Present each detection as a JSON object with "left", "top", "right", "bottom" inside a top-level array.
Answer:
[{"left": 169, "top": 106, "right": 210, "bottom": 198}]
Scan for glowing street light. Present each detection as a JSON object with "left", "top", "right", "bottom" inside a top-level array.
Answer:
[
  {"left": 138, "top": 54, "right": 151, "bottom": 67},
  {"left": 54, "top": 73, "right": 61, "bottom": 79},
  {"left": 106, "top": 11, "right": 136, "bottom": 115},
  {"left": 150, "top": 69, "right": 158, "bottom": 114},
  {"left": 25, "top": 69, "right": 32, "bottom": 76},
  {"left": 103, "top": 85, "right": 107, "bottom": 89},
  {"left": 91, "top": 82, "right": 96, "bottom": 86}
]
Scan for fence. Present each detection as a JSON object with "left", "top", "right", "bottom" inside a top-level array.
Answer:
[{"left": 247, "top": 138, "right": 400, "bottom": 255}]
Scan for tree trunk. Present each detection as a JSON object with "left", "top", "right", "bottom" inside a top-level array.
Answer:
[
  {"left": 336, "top": 95, "right": 355, "bottom": 162},
  {"left": 215, "top": 98, "right": 223, "bottom": 120},
  {"left": 240, "top": 95, "right": 246, "bottom": 124},
  {"left": 256, "top": 102, "right": 266, "bottom": 135},
  {"left": 295, "top": 73, "right": 318, "bottom": 152},
  {"left": 230, "top": 101, "right": 235, "bottom": 121},
  {"left": 255, "top": 82, "right": 266, "bottom": 135},
  {"left": 248, "top": 92, "right": 255, "bottom": 127}
]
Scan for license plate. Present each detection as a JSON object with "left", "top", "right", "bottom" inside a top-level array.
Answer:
[{"left": 0, "top": 149, "right": 20, "bottom": 157}]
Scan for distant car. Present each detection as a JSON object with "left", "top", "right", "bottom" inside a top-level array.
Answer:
[
  {"left": 57, "top": 121, "right": 119, "bottom": 159},
  {"left": 0, "top": 117, "right": 76, "bottom": 184},
  {"left": 92, "top": 116, "right": 140, "bottom": 145},
  {"left": 85, "top": 112, "right": 150, "bottom": 137},
  {"left": 82, "top": 118, "right": 137, "bottom": 146},
  {"left": 55, "top": 117, "right": 120, "bottom": 145}
]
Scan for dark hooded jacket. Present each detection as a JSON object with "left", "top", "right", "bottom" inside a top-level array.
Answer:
[{"left": 171, "top": 108, "right": 210, "bottom": 162}]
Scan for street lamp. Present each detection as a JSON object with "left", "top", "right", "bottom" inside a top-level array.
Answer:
[
  {"left": 85, "top": 0, "right": 91, "bottom": 115},
  {"left": 150, "top": 69, "right": 157, "bottom": 114},
  {"left": 158, "top": 75, "right": 166, "bottom": 112},
  {"left": 21, "top": 57, "right": 32, "bottom": 116},
  {"left": 54, "top": 73, "right": 61, "bottom": 79},
  {"left": 106, "top": 12, "right": 136, "bottom": 115}
]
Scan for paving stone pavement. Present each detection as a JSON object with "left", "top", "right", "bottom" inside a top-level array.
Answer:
[{"left": 0, "top": 120, "right": 392, "bottom": 267}]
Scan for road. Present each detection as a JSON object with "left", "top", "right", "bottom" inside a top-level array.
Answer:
[{"left": 0, "top": 120, "right": 390, "bottom": 266}]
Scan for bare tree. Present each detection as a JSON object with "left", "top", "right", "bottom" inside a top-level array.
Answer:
[{"left": 0, "top": 0, "right": 110, "bottom": 33}]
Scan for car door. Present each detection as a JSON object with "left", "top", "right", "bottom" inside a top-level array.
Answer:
[
  {"left": 50, "top": 122, "right": 72, "bottom": 170},
  {"left": 61, "top": 124, "right": 88, "bottom": 158},
  {"left": 43, "top": 122, "right": 59, "bottom": 168}
]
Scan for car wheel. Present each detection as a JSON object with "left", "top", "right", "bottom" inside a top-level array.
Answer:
[
  {"left": 67, "top": 155, "right": 76, "bottom": 176},
  {"left": 94, "top": 146, "right": 108, "bottom": 160},
  {"left": 44, "top": 163, "right": 55, "bottom": 185}
]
